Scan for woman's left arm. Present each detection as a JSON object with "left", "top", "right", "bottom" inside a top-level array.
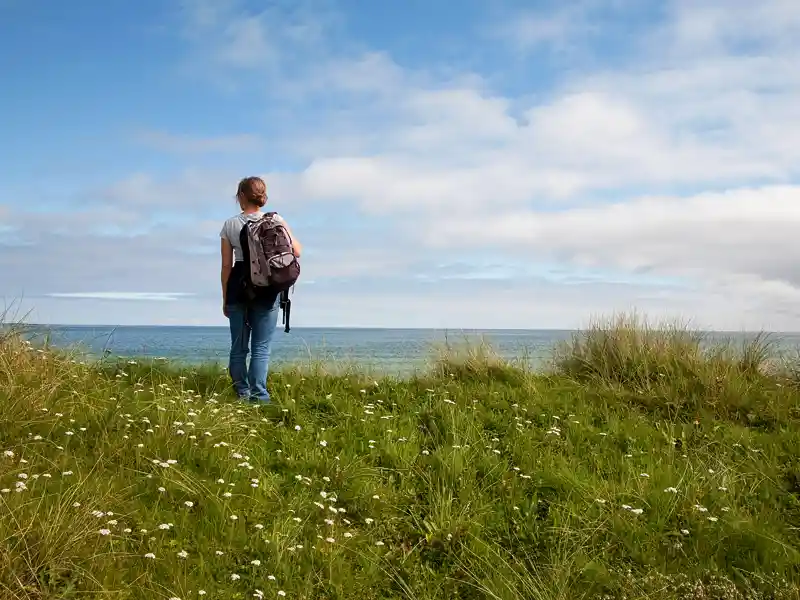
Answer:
[{"left": 220, "top": 237, "right": 233, "bottom": 315}]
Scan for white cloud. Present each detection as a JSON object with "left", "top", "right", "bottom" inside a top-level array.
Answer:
[
  {"left": 488, "top": 2, "right": 598, "bottom": 53},
  {"left": 177, "top": 0, "right": 337, "bottom": 81},
  {"left": 494, "top": 11, "right": 578, "bottom": 52},
  {"left": 91, "top": 170, "right": 237, "bottom": 213},
  {"left": 662, "top": 0, "right": 800, "bottom": 55},
  {"left": 433, "top": 185, "right": 800, "bottom": 291},
  {"left": 47, "top": 292, "right": 195, "bottom": 302}
]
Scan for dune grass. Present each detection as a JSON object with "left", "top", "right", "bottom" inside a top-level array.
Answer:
[{"left": 2, "top": 316, "right": 800, "bottom": 599}]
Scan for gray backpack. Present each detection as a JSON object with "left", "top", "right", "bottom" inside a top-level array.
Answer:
[{"left": 239, "top": 212, "right": 300, "bottom": 330}]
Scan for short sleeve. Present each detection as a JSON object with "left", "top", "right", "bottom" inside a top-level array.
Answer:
[{"left": 219, "top": 220, "right": 233, "bottom": 244}]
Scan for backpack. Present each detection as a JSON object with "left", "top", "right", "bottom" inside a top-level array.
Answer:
[{"left": 238, "top": 212, "right": 300, "bottom": 332}]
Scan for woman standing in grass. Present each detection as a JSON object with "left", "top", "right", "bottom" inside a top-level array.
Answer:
[{"left": 219, "top": 176, "right": 302, "bottom": 403}]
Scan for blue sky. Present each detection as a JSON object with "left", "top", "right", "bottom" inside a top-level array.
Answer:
[{"left": 2, "top": 0, "right": 800, "bottom": 329}]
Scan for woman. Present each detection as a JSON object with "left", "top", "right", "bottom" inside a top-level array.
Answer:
[{"left": 219, "top": 176, "right": 302, "bottom": 403}]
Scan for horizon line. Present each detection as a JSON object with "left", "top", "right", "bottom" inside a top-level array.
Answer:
[{"left": 14, "top": 323, "right": 800, "bottom": 336}]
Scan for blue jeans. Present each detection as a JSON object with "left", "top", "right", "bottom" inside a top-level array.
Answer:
[{"left": 226, "top": 296, "right": 279, "bottom": 402}]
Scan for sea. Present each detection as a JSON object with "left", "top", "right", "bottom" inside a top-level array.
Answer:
[{"left": 16, "top": 325, "right": 800, "bottom": 376}]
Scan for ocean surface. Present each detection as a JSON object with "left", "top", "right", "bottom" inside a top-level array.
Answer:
[
  {"left": 20, "top": 326, "right": 573, "bottom": 374},
  {"left": 17, "top": 325, "right": 800, "bottom": 375}
]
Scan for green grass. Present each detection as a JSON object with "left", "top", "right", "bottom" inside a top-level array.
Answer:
[{"left": 2, "top": 315, "right": 800, "bottom": 599}]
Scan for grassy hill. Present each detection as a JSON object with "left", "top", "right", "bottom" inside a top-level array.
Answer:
[{"left": 2, "top": 315, "right": 800, "bottom": 600}]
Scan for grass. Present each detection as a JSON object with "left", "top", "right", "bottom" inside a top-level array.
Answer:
[{"left": 2, "top": 315, "right": 800, "bottom": 599}]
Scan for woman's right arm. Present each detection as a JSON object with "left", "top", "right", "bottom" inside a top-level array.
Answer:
[{"left": 283, "top": 222, "right": 302, "bottom": 258}]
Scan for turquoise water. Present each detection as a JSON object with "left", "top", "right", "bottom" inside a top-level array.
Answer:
[{"left": 19, "top": 326, "right": 800, "bottom": 375}]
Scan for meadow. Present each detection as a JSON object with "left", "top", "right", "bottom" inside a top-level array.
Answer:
[{"left": 2, "top": 315, "right": 800, "bottom": 600}]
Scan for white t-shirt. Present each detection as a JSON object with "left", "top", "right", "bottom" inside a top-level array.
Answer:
[{"left": 220, "top": 212, "right": 285, "bottom": 262}]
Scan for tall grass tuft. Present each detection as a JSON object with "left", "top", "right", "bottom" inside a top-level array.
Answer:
[
  {"left": 550, "top": 313, "right": 788, "bottom": 423},
  {"left": 428, "top": 335, "right": 528, "bottom": 385},
  {"left": 553, "top": 313, "right": 710, "bottom": 384}
]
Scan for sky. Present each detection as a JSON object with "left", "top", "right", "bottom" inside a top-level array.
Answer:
[{"left": 1, "top": 0, "right": 799, "bottom": 330}]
